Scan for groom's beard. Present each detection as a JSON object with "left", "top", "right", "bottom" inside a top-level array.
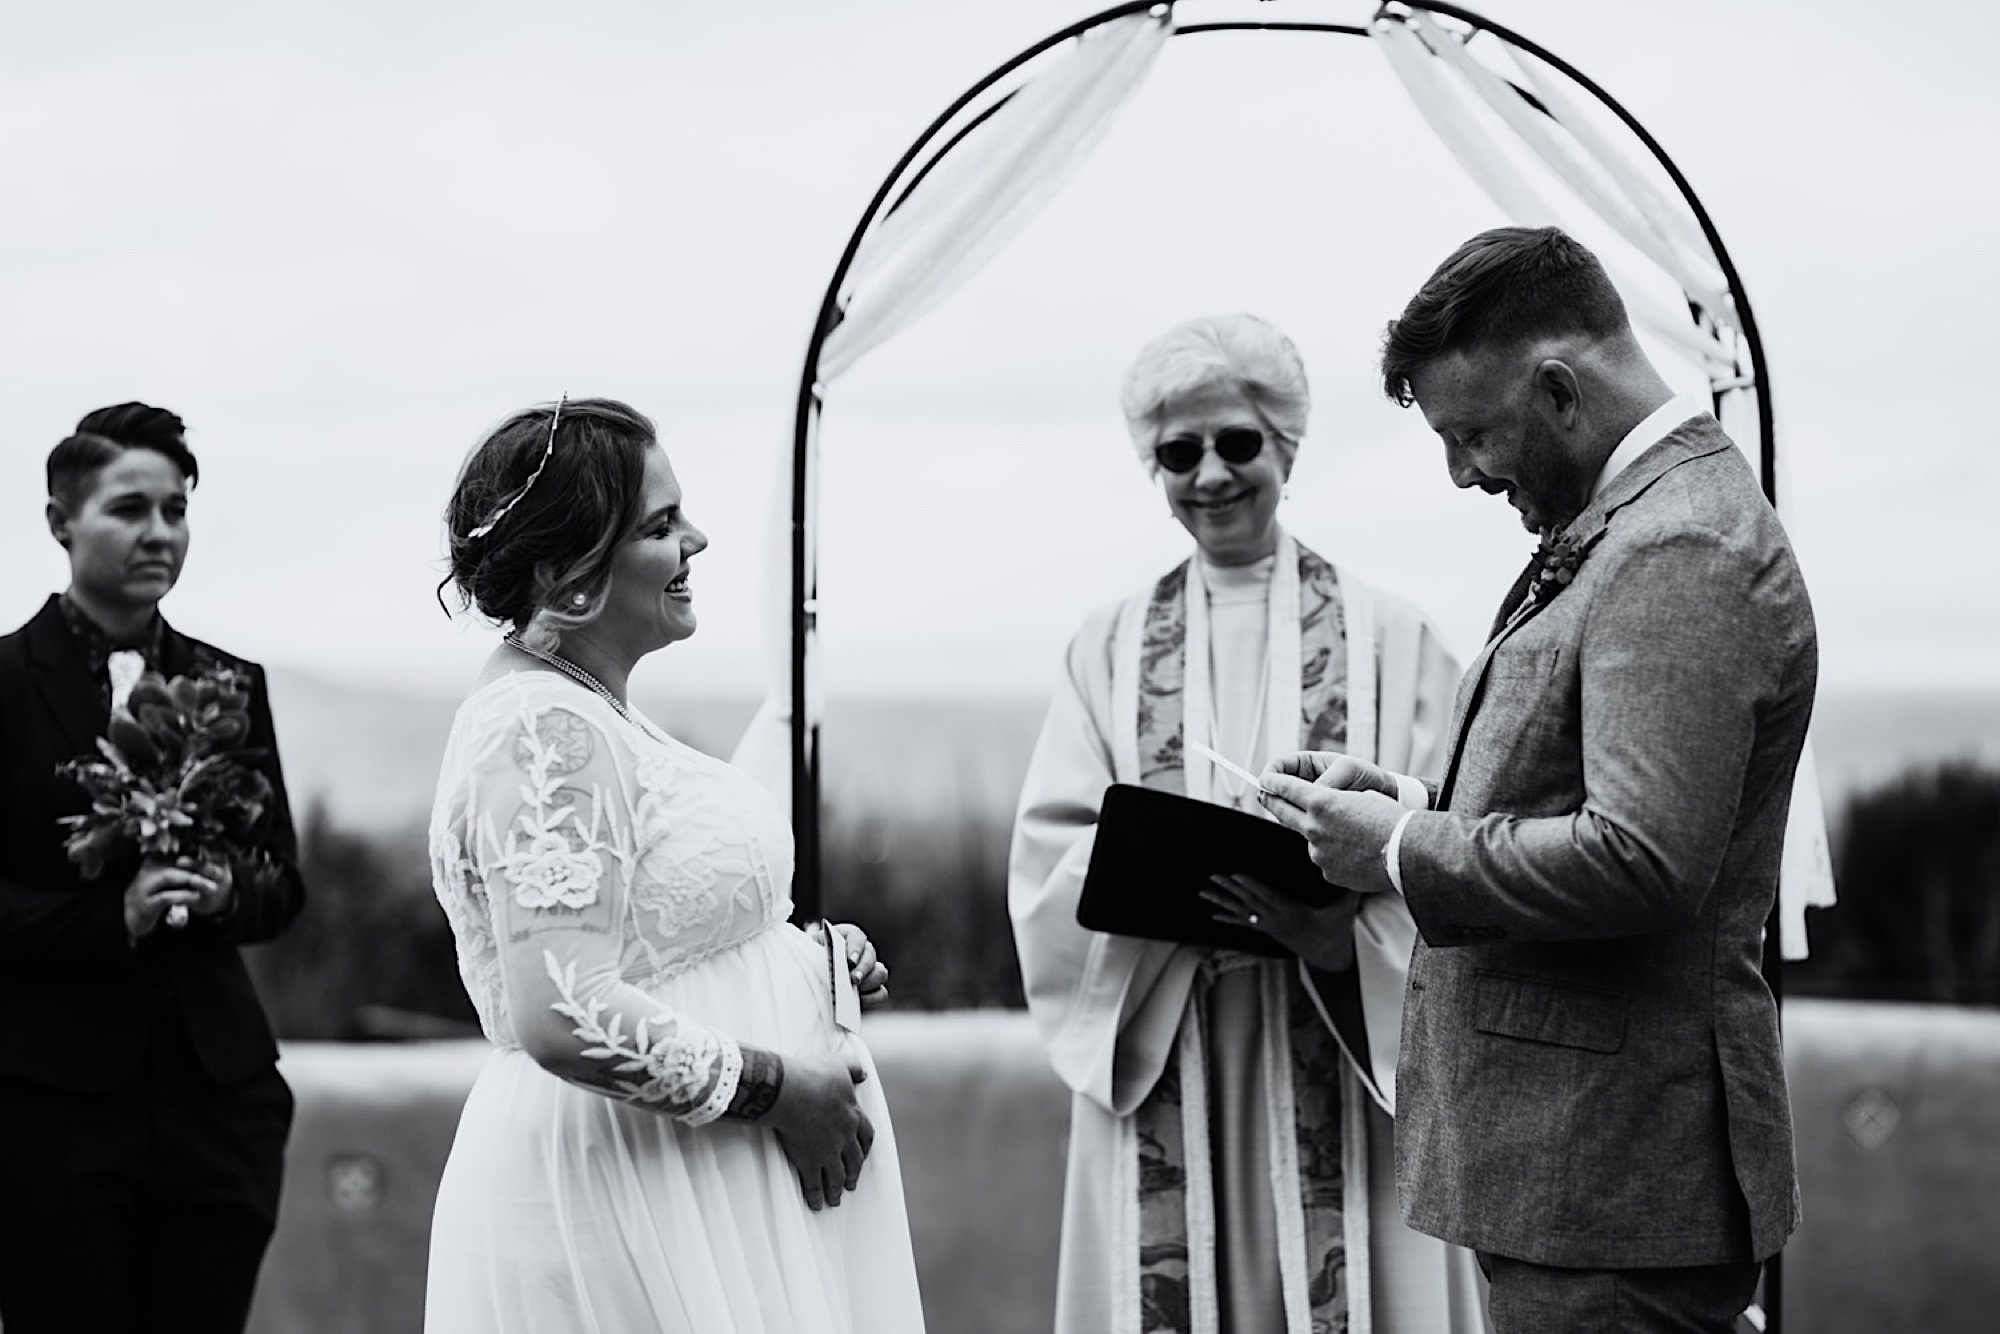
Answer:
[{"left": 1508, "top": 421, "right": 1595, "bottom": 534}]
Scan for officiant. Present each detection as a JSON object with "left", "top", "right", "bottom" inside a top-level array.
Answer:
[
  {"left": 0, "top": 403, "right": 305, "bottom": 1333},
  {"left": 1008, "top": 315, "right": 1484, "bottom": 1334}
]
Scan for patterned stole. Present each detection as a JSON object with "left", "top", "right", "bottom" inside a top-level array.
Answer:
[{"left": 1128, "top": 541, "right": 1357, "bottom": 1334}]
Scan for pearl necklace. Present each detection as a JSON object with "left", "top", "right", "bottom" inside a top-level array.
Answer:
[{"left": 504, "top": 634, "right": 664, "bottom": 741}]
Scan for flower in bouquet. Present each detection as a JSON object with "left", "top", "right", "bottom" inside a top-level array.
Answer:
[{"left": 58, "top": 663, "right": 278, "bottom": 911}]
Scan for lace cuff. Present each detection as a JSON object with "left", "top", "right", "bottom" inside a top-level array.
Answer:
[
  {"left": 542, "top": 951, "right": 742, "bottom": 1121},
  {"left": 682, "top": 1038, "right": 745, "bottom": 1127}
]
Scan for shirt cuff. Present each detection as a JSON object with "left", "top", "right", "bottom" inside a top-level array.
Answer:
[
  {"left": 1392, "top": 771, "right": 1430, "bottom": 810},
  {"left": 1383, "top": 809, "right": 1418, "bottom": 895}
]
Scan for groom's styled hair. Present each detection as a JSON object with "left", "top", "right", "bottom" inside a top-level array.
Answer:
[
  {"left": 46, "top": 402, "right": 199, "bottom": 510},
  {"left": 1379, "top": 226, "right": 1630, "bottom": 407}
]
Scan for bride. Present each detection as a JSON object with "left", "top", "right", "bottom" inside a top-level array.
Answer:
[{"left": 423, "top": 396, "right": 926, "bottom": 1333}]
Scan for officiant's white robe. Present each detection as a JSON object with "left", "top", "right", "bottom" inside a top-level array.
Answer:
[{"left": 1010, "top": 533, "right": 1487, "bottom": 1334}]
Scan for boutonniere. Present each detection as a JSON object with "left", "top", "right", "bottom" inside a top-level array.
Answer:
[{"left": 1523, "top": 526, "right": 1607, "bottom": 615}]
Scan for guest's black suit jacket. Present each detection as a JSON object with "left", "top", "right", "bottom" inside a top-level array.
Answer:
[{"left": 0, "top": 595, "right": 306, "bottom": 1093}]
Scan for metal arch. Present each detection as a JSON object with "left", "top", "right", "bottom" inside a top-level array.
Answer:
[
  {"left": 787, "top": 7, "right": 1783, "bottom": 1319},
  {"left": 1404, "top": 0, "right": 1776, "bottom": 500},
  {"left": 786, "top": 0, "right": 1166, "bottom": 924},
  {"left": 790, "top": 0, "right": 1778, "bottom": 892}
]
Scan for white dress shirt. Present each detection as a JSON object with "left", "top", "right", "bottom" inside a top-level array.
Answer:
[{"left": 1589, "top": 391, "right": 1711, "bottom": 504}]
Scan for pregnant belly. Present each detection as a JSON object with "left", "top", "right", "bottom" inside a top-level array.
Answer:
[{"left": 646, "top": 922, "right": 841, "bottom": 1060}]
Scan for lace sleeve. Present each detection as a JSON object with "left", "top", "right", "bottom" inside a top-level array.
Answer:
[{"left": 466, "top": 694, "right": 742, "bottom": 1124}]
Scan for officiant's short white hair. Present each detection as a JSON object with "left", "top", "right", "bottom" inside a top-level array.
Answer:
[{"left": 1119, "top": 313, "right": 1310, "bottom": 470}]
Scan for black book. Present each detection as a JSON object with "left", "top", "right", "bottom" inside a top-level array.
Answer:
[{"left": 1077, "top": 783, "right": 1342, "bottom": 957}]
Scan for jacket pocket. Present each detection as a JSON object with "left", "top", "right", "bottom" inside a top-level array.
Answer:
[
  {"left": 1472, "top": 970, "right": 1628, "bottom": 1053},
  {"left": 1484, "top": 644, "right": 1562, "bottom": 679}
]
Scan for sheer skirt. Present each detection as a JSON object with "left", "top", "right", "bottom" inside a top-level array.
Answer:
[{"left": 424, "top": 923, "right": 923, "bottom": 1334}]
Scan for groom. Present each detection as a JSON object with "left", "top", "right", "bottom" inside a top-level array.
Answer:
[{"left": 1258, "top": 227, "right": 1814, "bottom": 1332}]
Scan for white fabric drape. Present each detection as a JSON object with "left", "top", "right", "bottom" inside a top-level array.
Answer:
[
  {"left": 1370, "top": 15, "right": 1738, "bottom": 380},
  {"left": 1779, "top": 738, "right": 1838, "bottom": 961},
  {"left": 1713, "top": 395, "right": 1838, "bottom": 962},
  {"left": 738, "top": 10, "right": 1171, "bottom": 795},
  {"left": 816, "top": 10, "right": 1172, "bottom": 384},
  {"left": 1370, "top": 11, "right": 1835, "bottom": 957},
  {"left": 1412, "top": 13, "right": 1732, "bottom": 323},
  {"left": 732, "top": 452, "right": 804, "bottom": 805}
]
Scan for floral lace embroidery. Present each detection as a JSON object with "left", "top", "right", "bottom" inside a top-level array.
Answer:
[
  {"left": 430, "top": 679, "right": 790, "bottom": 1073},
  {"left": 431, "top": 827, "right": 508, "bottom": 1040},
  {"left": 496, "top": 709, "right": 619, "bottom": 912},
  {"left": 543, "top": 952, "right": 743, "bottom": 1124},
  {"left": 624, "top": 748, "right": 769, "bottom": 978},
  {"left": 634, "top": 783, "right": 727, "bottom": 934}
]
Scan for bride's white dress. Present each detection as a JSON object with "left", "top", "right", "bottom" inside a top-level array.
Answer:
[{"left": 423, "top": 673, "right": 925, "bottom": 1333}]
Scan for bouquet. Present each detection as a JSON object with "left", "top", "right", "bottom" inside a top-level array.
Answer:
[{"left": 58, "top": 664, "right": 275, "bottom": 929}]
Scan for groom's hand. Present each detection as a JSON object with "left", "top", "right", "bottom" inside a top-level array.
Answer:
[
  {"left": 1265, "top": 750, "right": 1400, "bottom": 799},
  {"left": 1259, "top": 751, "right": 1404, "bottom": 894}
]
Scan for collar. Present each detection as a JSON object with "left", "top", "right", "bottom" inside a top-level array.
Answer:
[
  {"left": 1589, "top": 391, "right": 1712, "bottom": 504},
  {"left": 1195, "top": 549, "right": 1278, "bottom": 601},
  {"left": 56, "top": 593, "right": 167, "bottom": 682}
]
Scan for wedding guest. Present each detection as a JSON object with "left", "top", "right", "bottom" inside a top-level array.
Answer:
[
  {"left": 424, "top": 396, "right": 924, "bottom": 1333},
  {"left": 1009, "top": 315, "right": 1486, "bottom": 1334},
  {"left": 1260, "top": 227, "right": 1814, "bottom": 1332},
  {"left": 0, "top": 403, "right": 306, "bottom": 1333}
]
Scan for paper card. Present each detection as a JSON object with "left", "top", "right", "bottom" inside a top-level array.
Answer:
[{"left": 824, "top": 920, "right": 863, "bottom": 1034}]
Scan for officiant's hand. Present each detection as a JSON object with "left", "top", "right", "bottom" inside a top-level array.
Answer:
[
  {"left": 1258, "top": 752, "right": 1404, "bottom": 894},
  {"left": 1202, "top": 873, "right": 1362, "bottom": 972},
  {"left": 124, "top": 860, "right": 213, "bottom": 939},
  {"left": 767, "top": 1051, "right": 875, "bottom": 1211}
]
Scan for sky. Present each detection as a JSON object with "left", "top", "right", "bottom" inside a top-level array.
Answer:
[{"left": 2, "top": 0, "right": 1995, "bottom": 702}]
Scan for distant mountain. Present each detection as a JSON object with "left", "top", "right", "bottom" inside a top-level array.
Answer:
[
  {"left": 265, "top": 667, "right": 2000, "bottom": 834},
  {"left": 265, "top": 668, "right": 1047, "bottom": 832}
]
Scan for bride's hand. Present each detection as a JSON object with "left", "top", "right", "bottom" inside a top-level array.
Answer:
[
  {"left": 825, "top": 921, "right": 892, "bottom": 1009},
  {"left": 766, "top": 1051, "right": 874, "bottom": 1211}
]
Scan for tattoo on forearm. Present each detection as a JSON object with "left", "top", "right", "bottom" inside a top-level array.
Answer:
[{"left": 723, "top": 1048, "right": 784, "bottom": 1122}]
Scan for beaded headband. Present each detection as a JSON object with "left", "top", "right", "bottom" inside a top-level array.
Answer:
[{"left": 468, "top": 394, "right": 566, "bottom": 540}]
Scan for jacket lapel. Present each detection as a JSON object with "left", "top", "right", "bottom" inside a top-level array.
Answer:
[
  {"left": 158, "top": 619, "right": 196, "bottom": 678},
  {"left": 1434, "top": 623, "right": 1510, "bottom": 811},
  {"left": 23, "top": 596, "right": 107, "bottom": 758},
  {"left": 1433, "top": 420, "right": 1732, "bottom": 810}
]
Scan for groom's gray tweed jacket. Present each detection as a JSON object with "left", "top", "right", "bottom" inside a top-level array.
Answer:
[{"left": 1393, "top": 415, "right": 1813, "bottom": 1269}]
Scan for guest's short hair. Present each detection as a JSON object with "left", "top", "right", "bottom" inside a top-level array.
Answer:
[
  {"left": 1120, "top": 314, "right": 1310, "bottom": 471},
  {"left": 443, "top": 397, "right": 656, "bottom": 636},
  {"left": 1379, "top": 226, "right": 1630, "bottom": 406},
  {"left": 46, "top": 402, "right": 199, "bottom": 509}
]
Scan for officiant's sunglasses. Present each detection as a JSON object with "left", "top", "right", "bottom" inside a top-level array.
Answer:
[{"left": 1154, "top": 427, "right": 1266, "bottom": 474}]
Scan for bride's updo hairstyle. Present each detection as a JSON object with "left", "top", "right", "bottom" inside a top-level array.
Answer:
[
  {"left": 443, "top": 397, "right": 655, "bottom": 645},
  {"left": 1119, "top": 313, "right": 1311, "bottom": 476}
]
